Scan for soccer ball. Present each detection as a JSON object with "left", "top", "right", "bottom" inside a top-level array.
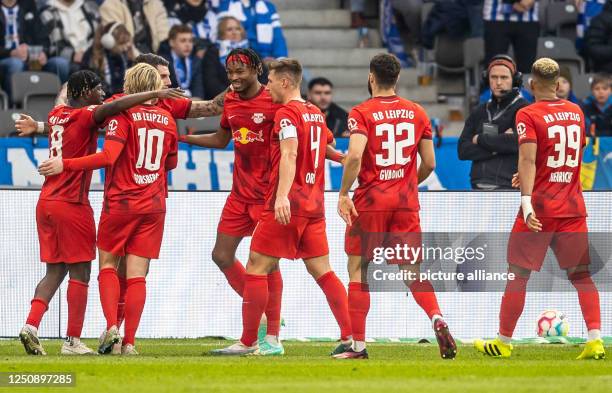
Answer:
[{"left": 536, "top": 310, "right": 569, "bottom": 337}]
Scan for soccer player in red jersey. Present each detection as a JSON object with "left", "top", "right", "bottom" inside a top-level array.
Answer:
[
  {"left": 335, "top": 54, "right": 457, "bottom": 359},
  {"left": 475, "top": 58, "right": 604, "bottom": 360},
  {"left": 213, "top": 58, "right": 351, "bottom": 356},
  {"left": 39, "top": 64, "right": 180, "bottom": 356},
  {"left": 19, "top": 70, "right": 184, "bottom": 356}
]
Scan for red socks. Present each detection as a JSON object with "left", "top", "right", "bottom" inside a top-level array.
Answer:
[
  {"left": 348, "top": 282, "right": 370, "bottom": 341},
  {"left": 222, "top": 260, "right": 247, "bottom": 297},
  {"left": 123, "top": 277, "right": 147, "bottom": 346},
  {"left": 499, "top": 274, "right": 529, "bottom": 337},
  {"left": 98, "top": 267, "right": 120, "bottom": 330},
  {"left": 317, "top": 272, "right": 352, "bottom": 341},
  {"left": 240, "top": 274, "right": 268, "bottom": 346},
  {"left": 569, "top": 271, "right": 601, "bottom": 331},
  {"left": 26, "top": 298, "right": 48, "bottom": 329},
  {"left": 66, "top": 279, "right": 88, "bottom": 338},
  {"left": 265, "top": 270, "right": 283, "bottom": 336},
  {"left": 117, "top": 276, "right": 128, "bottom": 328},
  {"left": 409, "top": 280, "right": 442, "bottom": 319}
]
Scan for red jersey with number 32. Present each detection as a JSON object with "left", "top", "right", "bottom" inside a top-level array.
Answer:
[
  {"left": 266, "top": 100, "right": 330, "bottom": 218},
  {"left": 348, "top": 96, "right": 432, "bottom": 212},
  {"left": 516, "top": 99, "right": 586, "bottom": 218},
  {"left": 103, "top": 105, "right": 178, "bottom": 214},
  {"left": 220, "top": 87, "right": 282, "bottom": 203},
  {"left": 40, "top": 104, "right": 100, "bottom": 204}
]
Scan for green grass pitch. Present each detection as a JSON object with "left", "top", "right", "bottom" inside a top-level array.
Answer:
[{"left": 0, "top": 339, "right": 610, "bottom": 393}]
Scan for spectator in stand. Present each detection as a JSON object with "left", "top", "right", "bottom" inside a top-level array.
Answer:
[
  {"left": 99, "top": 0, "right": 169, "bottom": 55},
  {"left": 202, "top": 16, "right": 248, "bottom": 99},
  {"left": 165, "top": 0, "right": 207, "bottom": 27},
  {"left": 307, "top": 77, "right": 348, "bottom": 138},
  {"left": 458, "top": 55, "right": 529, "bottom": 190},
  {"left": 582, "top": 73, "right": 612, "bottom": 136},
  {"left": 205, "top": 0, "right": 288, "bottom": 60},
  {"left": 81, "top": 22, "right": 135, "bottom": 95},
  {"left": 556, "top": 65, "right": 581, "bottom": 104},
  {"left": 159, "top": 24, "right": 204, "bottom": 99},
  {"left": 0, "top": 0, "right": 59, "bottom": 96},
  {"left": 576, "top": 0, "right": 606, "bottom": 56},
  {"left": 584, "top": 1, "right": 612, "bottom": 73},
  {"left": 350, "top": 0, "right": 366, "bottom": 28},
  {"left": 483, "top": 0, "right": 540, "bottom": 73},
  {"left": 39, "top": 0, "right": 100, "bottom": 83}
]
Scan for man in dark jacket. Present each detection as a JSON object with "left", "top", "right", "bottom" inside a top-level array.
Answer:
[
  {"left": 458, "top": 56, "right": 528, "bottom": 189},
  {"left": 307, "top": 77, "right": 348, "bottom": 137},
  {"left": 585, "top": 1, "right": 612, "bottom": 74}
]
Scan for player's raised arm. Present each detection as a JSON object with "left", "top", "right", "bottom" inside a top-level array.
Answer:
[
  {"left": 179, "top": 127, "right": 232, "bottom": 148},
  {"left": 417, "top": 138, "right": 436, "bottom": 184},
  {"left": 93, "top": 88, "right": 186, "bottom": 124}
]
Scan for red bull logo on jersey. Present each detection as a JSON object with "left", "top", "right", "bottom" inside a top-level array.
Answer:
[{"left": 233, "top": 127, "right": 264, "bottom": 145}]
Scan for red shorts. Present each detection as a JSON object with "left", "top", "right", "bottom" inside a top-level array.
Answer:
[
  {"left": 36, "top": 200, "right": 96, "bottom": 263},
  {"left": 250, "top": 210, "right": 329, "bottom": 260},
  {"left": 507, "top": 216, "right": 589, "bottom": 272},
  {"left": 217, "top": 195, "right": 264, "bottom": 237},
  {"left": 97, "top": 211, "right": 166, "bottom": 259},
  {"left": 345, "top": 211, "right": 422, "bottom": 264}
]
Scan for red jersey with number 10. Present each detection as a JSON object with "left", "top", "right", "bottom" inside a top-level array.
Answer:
[
  {"left": 516, "top": 99, "right": 587, "bottom": 218},
  {"left": 348, "top": 95, "right": 432, "bottom": 212},
  {"left": 40, "top": 104, "right": 99, "bottom": 204},
  {"left": 266, "top": 100, "right": 330, "bottom": 218},
  {"left": 103, "top": 104, "right": 178, "bottom": 214}
]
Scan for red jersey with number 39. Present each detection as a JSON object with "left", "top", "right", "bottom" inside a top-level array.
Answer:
[
  {"left": 40, "top": 104, "right": 99, "bottom": 204},
  {"left": 516, "top": 99, "right": 587, "bottom": 218},
  {"left": 348, "top": 96, "right": 432, "bottom": 212},
  {"left": 266, "top": 100, "right": 329, "bottom": 218},
  {"left": 103, "top": 105, "right": 178, "bottom": 214}
]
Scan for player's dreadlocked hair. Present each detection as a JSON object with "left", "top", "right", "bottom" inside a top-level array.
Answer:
[
  {"left": 225, "top": 47, "right": 263, "bottom": 76},
  {"left": 124, "top": 63, "right": 163, "bottom": 94},
  {"left": 67, "top": 70, "right": 101, "bottom": 100}
]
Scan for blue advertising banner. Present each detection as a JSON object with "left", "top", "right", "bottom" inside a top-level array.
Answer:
[{"left": 1, "top": 136, "right": 609, "bottom": 190}]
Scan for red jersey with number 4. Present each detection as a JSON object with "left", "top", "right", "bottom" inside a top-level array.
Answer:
[
  {"left": 220, "top": 87, "right": 282, "bottom": 203},
  {"left": 266, "top": 100, "right": 329, "bottom": 218},
  {"left": 516, "top": 99, "right": 587, "bottom": 218},
  {"left": 348, "top": 95, "right": 432, "bottom": 212},
  {"left": 103, "top": 105, "right": 178, "bottom": 214},
  {"left": 40, "top": 104, "right": 100, "bottom": 204}
]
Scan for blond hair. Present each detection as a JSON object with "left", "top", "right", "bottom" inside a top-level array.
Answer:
[
  {"left": 531, "top": 58, "right": 560, "bottom": 87},
  {"left": 268, "top": 58, "right": 302, "bottom": 86},
  {"left": 218, "top": 16, "right": 246, "bottom": 40},
  {"left": 123, "top": 63, "right": 163, "bottom": 94}
]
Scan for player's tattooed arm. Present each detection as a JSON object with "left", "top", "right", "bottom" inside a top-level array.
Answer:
[
  {"left": 275, "top": 138, "right": 298, "bottom": 225},
  {"left": 517, "top": 142, "right": 541, "bottom": 232},
  {"left": 186, "top": 88, "right": 227, "bottom": 118},
  {"left": 94, "top": 88, "right": 186, "bottom": 123},
  {"left": 337, "top": 133, "right": 366, "bottom": 225},
  {"left": 15, "top": 114, "right": 48, "bottom": 136},
  {"left": 179, "top": 127, "right": 231, "bottom": 148},
  {"left": 417, "top": 138, "right": 436, "bottom": 184}
]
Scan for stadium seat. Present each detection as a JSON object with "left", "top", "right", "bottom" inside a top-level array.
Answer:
[
  {"left": 434, "top": 33, "right": 466, "bottom": 74},
  {"left": 463, "top": 37, "right": 485, "bottom": 108},
  {"left": 23, "top": 94, "right": 56, "bottom": 121},
  {"left": 537, "top": 37, "right": 585, "bottom": 76},
  {"left": 0, "top": 89, "right": 7, "bottom": 110},
  {"left": 10, "top": 71, "right": 61, "bottom": 108},
  {"left": 177, "top": 116, "right": 221, "bottom": 135},
  {"left": 0, "top": 110, "right": 32, "bottom": 137},
  {"left": 545, "top": 1, "right": 578, "bottom": 42},
  {"left": 572, "top": 73, "right": 593, "bottom": 101}
]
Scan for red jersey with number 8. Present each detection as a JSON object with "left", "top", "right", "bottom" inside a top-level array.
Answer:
[
  {"left": 40, "top": 104, "right": 100, "bottom": 204},
  {"left": 348, "top": 95, "right": 432, "bottom": 212},
  {"left": 103, "top": 105, "right": 178, "bottom": 214},
  {"left": 266, "top": 100, "right": 329, "bottom": 218},
  {"left": 516, "top": 99, "right": 587, "bottom": 218}
]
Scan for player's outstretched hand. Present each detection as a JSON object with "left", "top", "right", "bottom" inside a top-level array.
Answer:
[
  {"left": 38, "top": 157, "right": 64, "bottom": 176},
  {"left": 337, "top": 195, "right": 358, "bottom": 226},
  {"left": 156, "top": 88, "right": 187, "bottom": 100},
  {"left": 511, "top": 172, "right": 520, "bottom": 188},
  {"left": 15, "top": 114, "right": 38, "bottom": 136},
  {"left": 526, "top": 212, "right": 542, "bottom": 232},
  {"left": 274, "top": 196, "right": 291, "bottom": 225}
]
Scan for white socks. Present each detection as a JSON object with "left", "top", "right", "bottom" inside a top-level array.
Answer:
[
  {"left": 265, "top": 335, "right": 279, "bottom": 345},
  {"left": 352, "top": 340, "right": 366, "bottom": 352},
  {"left": 588, "top": 329, "right": 601, "bottom": 341},
  {"left": 498, "top": 334, "right": 512, "bottom": 344},
  {"left": 431, "top": 314, "right": 443, "bottom": 328}
]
